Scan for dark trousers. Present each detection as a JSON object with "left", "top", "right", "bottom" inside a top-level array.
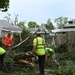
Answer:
[
  {"left": 2, "top": 45, "right": 12, "bottom": 56},
  {"left": 38, "top": 55, "right": 45, "bottom": 74},
  {"left": 0, "top": 53, "right": 8, "bottom": 72}
]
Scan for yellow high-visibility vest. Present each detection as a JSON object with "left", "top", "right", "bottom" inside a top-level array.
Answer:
[
  {"left": 0, "top": 47, "right": 5, "bottom": 55},
  {"left": 45, "top": 47, "right": 54, "bottom": 56},
  {"left": 33, "top": 37, "right": 45, "bottom": 56}
]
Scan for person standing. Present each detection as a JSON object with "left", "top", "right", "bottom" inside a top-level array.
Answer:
[
  {"left": 2, "top": 31, "right": 14, "bottom": 56},
  {"left": 0, "top": 47, "right": 8, "bottom": 72},
  {"left": 32, "top": 33, "right": 46, "bottom": 75}
]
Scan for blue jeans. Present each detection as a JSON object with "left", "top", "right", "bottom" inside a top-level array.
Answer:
[{"left": 38, "top": 55, "right": 45, "bottom": 75}]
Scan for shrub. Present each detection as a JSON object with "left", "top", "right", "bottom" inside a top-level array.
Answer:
[{"left": 53, "top": 60, "right": 75, "bottom": 75}]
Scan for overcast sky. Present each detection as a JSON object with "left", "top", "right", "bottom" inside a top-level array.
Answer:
[{"left": 0, "top": 0, "right": 75, "bottom": 25}]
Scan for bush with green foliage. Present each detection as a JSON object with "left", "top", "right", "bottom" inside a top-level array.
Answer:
[{"left": 53, "top": 60, "right": 75, "bottom": 75}]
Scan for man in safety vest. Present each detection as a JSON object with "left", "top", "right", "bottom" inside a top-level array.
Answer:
[
  {"left": 32, "top": 32, "right": 46, "bottom": 75},
  {"left": 0, "top": 46, "right": 8, "bottom": 72},
  {"left": 2, "top": 31, "right": 14, "bottom": 56},
  {"left": 45, "top": 46, "right": 60, "bottom": 69}
]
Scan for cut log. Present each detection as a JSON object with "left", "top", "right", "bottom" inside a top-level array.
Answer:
[
  {"left": 13, "top": 51, "right": 38, "bottom": 67},
  {"left": 13, "top": 51, "right": 37, "bottom": 61},
  {"left": 18, "top": 59, "right": 35, "bottom": 67}
]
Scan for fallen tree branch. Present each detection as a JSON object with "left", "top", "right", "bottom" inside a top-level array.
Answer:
[
  {"left": 12, "top": 36, "right": 30, "bottom": 49},
  {"left": 18, "top": 59, "right": 35, "bottom": 67}
]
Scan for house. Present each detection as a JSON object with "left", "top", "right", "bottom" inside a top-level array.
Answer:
[
  {"left": 52, "top": 21, "right": 75, "bottom": 33},
  {"left": 52, "top": 21, "right": 75, "bottom": 57},
  {"left": 0, "top": 20, "right": 22, "bottom": 37}
]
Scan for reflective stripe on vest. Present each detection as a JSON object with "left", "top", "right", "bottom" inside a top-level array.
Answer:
[{"left": 36, "top": 38, "right": 45, "bottom": 49}]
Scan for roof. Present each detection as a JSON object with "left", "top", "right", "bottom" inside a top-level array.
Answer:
[
  {"left": 52, "top": 21, "right": 75, "bottom": 33},
  {"left": 29, "top": 28, "right": 39, "bottom": 33},
  {"left": 29, "top": 28, "right": 45, "bottom": 34},
  {"left": 29, "top": 27, "right": 55, "bottom": 36},
  {"left": 0, "top": 20, "right": 22, "bottom": 33},
  {"left": 63, "top": 24, "right": 75, "bottom": 28},
  {"left": 52, "top": 28, "right": 75, "bottom": 33}
]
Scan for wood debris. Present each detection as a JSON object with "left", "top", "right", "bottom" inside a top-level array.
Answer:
[{"left": 13, "top": 51, "right": 38, "bottom": 67}]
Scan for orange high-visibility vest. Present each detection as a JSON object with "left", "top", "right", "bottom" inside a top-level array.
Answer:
[{"left": 3, "top": 34, "right": 13, "bottom": 46}]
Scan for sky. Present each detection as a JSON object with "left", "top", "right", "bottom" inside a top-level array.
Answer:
[{"left": 0, "top": 0, "right": 75, "bottom": 25}]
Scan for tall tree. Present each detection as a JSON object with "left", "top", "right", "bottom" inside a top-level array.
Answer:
[
  {"left": 45, "top": 18, "right": 55, "bottom": 30},
  {"left": 73, "top": 19, "right": 75, "bottom": 24},
  {"left": 54, "top": 17, "right": 68, "bottom": 29},
  {"left": 28, "top": 21, "right": 39, "bottom": 28},
  {"left": 0, "top": 0, "right": 10, "bottom": 12},
  {"left": 4, "top": 13, "right": 19, "bottom": 26},
  {"left": 17, "top": 21, "right": 26, "bottom": 29},
  {"left": 13, "top": 14, "right": 18, "bottom": 25},
  {"left": 4, "top": 13, "right": 27, "bottom": 29},
  {"left": 4, "top": 13, "right": 11, "bottom": 23}
]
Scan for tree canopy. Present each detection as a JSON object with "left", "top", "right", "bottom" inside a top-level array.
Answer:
[
  {"left": 28, "top": 21, "right": 40, "bottom": 28},
  {"left": 0, "top": 0, "right": 10, "bottom": 12},
  {"left": 45, "top": 18, "right": 55, "bottom": 30},
  {"left": 17, "top": 21, "right": 26, "bottom": 29},
  {"left": 54, "top": 17, "right": 68, "bottom": 29}
]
